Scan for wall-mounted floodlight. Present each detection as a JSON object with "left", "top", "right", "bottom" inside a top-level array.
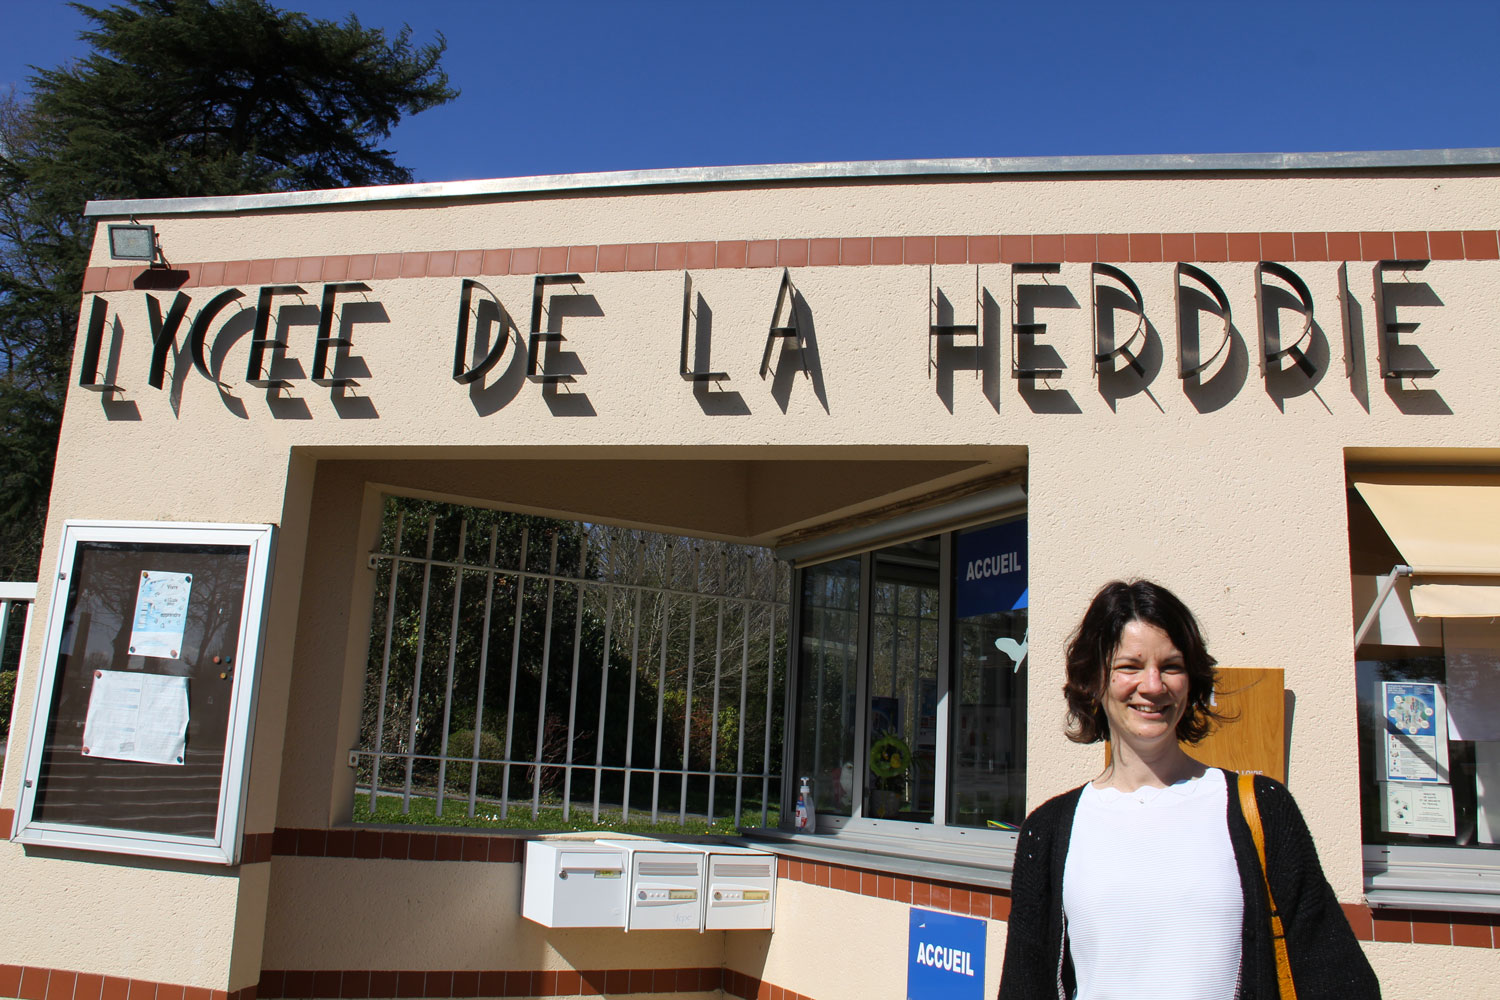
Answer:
[{"left": 107, "top": 223, "right": 159, "bottom": 263}]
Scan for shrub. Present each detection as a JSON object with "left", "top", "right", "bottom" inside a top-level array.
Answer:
[
  {"left": 0, "top": 669, "right": 14, "bottom": 742},
  {"left": 443, "top": 728, "right": 507, "bottom": 799}
]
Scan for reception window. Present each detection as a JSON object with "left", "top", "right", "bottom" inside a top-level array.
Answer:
[
  {"left": 1349, "top": 473, "right": 1500, "bottom": 911},
  {"left": 787, "top": 493, "right": 1027, "bottom": 838}
]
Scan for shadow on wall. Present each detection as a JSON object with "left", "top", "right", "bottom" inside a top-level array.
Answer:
[{"left": 1284, "top": 688, "right": 1297, "bottom": 781}]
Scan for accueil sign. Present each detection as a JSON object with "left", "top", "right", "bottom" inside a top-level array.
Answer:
[
  {"left": 77, "top": 258, "right": 1442, "bottom": 410},
  {"left": 908, "top": 908, "right": 985, "bottom": 1000}
]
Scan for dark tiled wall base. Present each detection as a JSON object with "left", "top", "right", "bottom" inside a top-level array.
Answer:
[
  {"left": 0, "top": 966, "right": 255, "bottom": 1000},
  {"left": 80, "top": 230, "right": 1500, "bottom": 293},
  {"left": 266, "top": 828, "right": 521, "bottom": 864},
  {"left": 258, "top": 969, "right": 726, "bottom": 999}
]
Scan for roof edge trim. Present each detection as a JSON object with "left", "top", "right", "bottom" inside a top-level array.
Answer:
[{"left": 83, "top": 147, "right": 1500, "bottom": 219}]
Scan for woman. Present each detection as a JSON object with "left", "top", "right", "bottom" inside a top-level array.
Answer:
[{"left": 997, "top": 580, "right": 1379, "bottom": 1000}]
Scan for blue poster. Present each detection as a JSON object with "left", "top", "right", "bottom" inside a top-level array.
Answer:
[
  {"left": 908, "top": 908, "right": 985, "bottom": 1000},
  {"left": 1381, "top": 681, "right": 1448, "bottom": 782},
  {"left": 954, "top": 519, "right": 1027, "bottom": 619}
]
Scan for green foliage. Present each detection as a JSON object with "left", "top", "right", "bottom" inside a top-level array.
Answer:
[
  {"left": 32, "top": 1, "right": 457, "bottom": 201},
  {"left": 352, "top": 791, "right": 778, "bottom": 837},
  {"left": 0, "top": 667, "right": 15, "bottom": 742},
  {"left": 442, "top": 728, "right": 507, "bottom": 799},
  {"left": 0, "top": 1, "right": 456, "bottom": 580},
  {"left": 661, "top": 690, "right": 741, "bottom": 775}
]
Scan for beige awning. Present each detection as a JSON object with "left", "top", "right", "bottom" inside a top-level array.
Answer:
[{"left": 1353, "top": 473, "right": 1500, "bottom": 617}]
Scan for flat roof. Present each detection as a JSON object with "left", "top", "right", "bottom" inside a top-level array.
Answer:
[{"left": 84, "top": 147, "right": 1500, "bottom": 219}]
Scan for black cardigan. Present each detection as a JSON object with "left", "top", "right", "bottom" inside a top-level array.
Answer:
[{"left": 996, "top": 770, "right": 1381, "bottom": 1000}]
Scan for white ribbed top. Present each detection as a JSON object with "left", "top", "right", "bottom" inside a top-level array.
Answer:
[{"left": 1062, "top": 767, "right": 1242, "bottom": 1000}]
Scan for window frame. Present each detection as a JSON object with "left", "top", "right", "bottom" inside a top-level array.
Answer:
[
  {"left": 782, "top": 495, "right": 1026, "bottom": 850},
  {"left": 1350, "top": 476, "right": 1500, "bottom": 912},
  {"left": 1355, "top": 628, "right": 1500, "bottom": 911}
]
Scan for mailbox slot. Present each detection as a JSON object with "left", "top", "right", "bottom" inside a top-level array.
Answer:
[
  {"left": 597, "top": 840, "right": 706, "bottom": 931},
  {"left": 522, "top": 842, "right": 628, "bottom": 928},
  {"left": 705, "top": 846, "right": 777, "bottom": 930}
]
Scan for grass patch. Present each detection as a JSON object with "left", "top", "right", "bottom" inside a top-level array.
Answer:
[{"left": 353, "top": 792, "right": 779, "bottom": 836}]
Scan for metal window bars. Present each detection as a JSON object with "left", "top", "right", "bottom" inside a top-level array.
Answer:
[{"left": 351, "top": 500, "right": 790, "bottom": 830}]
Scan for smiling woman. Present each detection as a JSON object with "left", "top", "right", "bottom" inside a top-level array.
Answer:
[
  {"left": 1101, "top": 620, "right": 1192, "bottom": 752},
  {"left": 998, "top": 580, "right": 1381, "bottom": 1000},
  {"left": 1061, "top": 580, "right": 1222, "bottom": 752}
]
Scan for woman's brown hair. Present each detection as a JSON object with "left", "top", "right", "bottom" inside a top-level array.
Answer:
[{"left": 1063, "top": 579, "right": 1224, "bottom": 744}]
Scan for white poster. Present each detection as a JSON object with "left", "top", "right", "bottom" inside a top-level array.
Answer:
[
  {"left": 1477, "top": 741, "right": 1500, "bottom": 845},
  {"left": 82, "top": 669, "right": 190, "bottom": 765},
  {"left": 1382, "top": 782, "right": 1455, "bottom": 837},
  {"left": 128, "top": 570, "right": 192, "bottom": 659},
  {"left": 1381, "top": 681, "right": 1449, "bottom": 782}
]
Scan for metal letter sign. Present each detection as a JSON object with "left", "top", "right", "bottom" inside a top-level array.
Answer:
[{"left": 908, "top": 908, "right": 985, "bottom": 1000}]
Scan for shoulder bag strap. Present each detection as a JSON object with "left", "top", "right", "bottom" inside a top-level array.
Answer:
[{"left": 1238, "top": 772, "right": 1299, "bottom": 1000}]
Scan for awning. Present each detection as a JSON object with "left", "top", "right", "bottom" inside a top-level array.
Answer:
[{"left": 1353, "top": 473, "right": 1500, "bottom": 617}]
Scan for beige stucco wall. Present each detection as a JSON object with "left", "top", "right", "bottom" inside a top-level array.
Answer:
[
  {"left": 724, "top": 881, "right": 1008, "bottom": 1000},
  {"left": 263, "top": 857, "right": 724, "bottom": 972},
  {"left": 2, "top": 164, "right": 1498, "bottom": 998},
  {"left": 84, "top": 174, "right": 1500, "bottom": 267},
  {"left": 1364, "top": 941, "right": 1500, "bottom": 995}
]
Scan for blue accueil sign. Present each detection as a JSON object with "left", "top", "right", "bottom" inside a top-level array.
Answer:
[
  {"left": 954, "top": 518, "right": 1027, "bottom": 619},
  {"left": 908, "top": 908, "right": 986, "bottom": 1000}
]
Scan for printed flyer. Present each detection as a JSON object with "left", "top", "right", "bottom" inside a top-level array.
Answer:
[
  {"left": 82, "top": 669, "right": 190, "bottom": 765},
  {"left": 128, "top": 570, "right": 192, "bottom": 659},
  {"left": 1381, "top": 681, "right": 1449, "bottom": 783},
  {"left": 1382, "top": 782, "right": 1456, "bottom": 837}
]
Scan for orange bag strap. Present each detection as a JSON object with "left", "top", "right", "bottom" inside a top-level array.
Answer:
[{"left": 1238, "top": 772, "right": 1298, "bottom": 1000}]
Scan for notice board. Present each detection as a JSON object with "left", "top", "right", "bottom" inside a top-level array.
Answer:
[
  {"left": 1187, "top": 666, "right": 1287, "bottom": 782},
  {"left": 14, "top": 521, "right": 275, "bottom": 864}
]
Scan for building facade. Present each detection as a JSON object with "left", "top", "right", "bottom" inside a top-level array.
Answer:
[{"left": 3, "top": 150, "right": 1500, "bottom": 1000}]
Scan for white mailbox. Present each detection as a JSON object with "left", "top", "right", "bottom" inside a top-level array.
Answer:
[
  {"left": 704, "top": 845, "right": 777, "bottom": 930},
  {"left": 597, "top": 840, "right": 706, "bottom": 931},
  {"left": 521, "top": 841, "right": 628, "bottom": 928}
]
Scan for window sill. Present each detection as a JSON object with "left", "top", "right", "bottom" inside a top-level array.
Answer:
[
  {"left": 1365, "top": 856, "right": 1500, "bottom": 914},
  {"left": 735, "top": 826, "right": 1015, "bottom": 892}
]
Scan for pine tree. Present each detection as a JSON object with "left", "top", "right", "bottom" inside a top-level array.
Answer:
[{"left": 0, "top": 0, "right": 457, "bottom": 580}]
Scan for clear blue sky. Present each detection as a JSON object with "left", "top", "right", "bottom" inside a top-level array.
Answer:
[{"left": 3, "top": 0, "right": 1497, "bottom": 186}]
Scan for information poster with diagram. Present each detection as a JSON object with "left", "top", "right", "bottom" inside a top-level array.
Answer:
[
  {"left": 1380, "top": 681, "right": 1449, "bottom": 783},
  {"left": 128, "top": 570, "right": 192, "bottom": 659}
]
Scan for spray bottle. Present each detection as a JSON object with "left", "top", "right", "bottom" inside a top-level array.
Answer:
[{"left": 795, "top": 776, "right": 816, "bottom": 832}]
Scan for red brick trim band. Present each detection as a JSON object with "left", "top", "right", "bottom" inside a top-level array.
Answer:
[
  {"left": 79, "top": 230, "right": 1500, "bottom": 293},
  {"left": 268, "top": 828, "right": 522, "bottom": 863},
  {"left": 241, "top": 833, "right": 273, "bottom": 864},
  {"left": 776, "top": 855, "right": 1011, "bottom": 921},
  {"left": 0, "top": 966, "right": 255, "bottom": 1000},
  {"left": 0, "top": 807, "right": 14, "bottom": 840},
  {"left": 257, "top": 969, "right": 725, "bottom": 999},
  {"left": 1348, "top": 902, "right": 1500, "bottom": 948},
  {"left": 721, "top": 970, "right": 805, "bottom": 1000}
]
